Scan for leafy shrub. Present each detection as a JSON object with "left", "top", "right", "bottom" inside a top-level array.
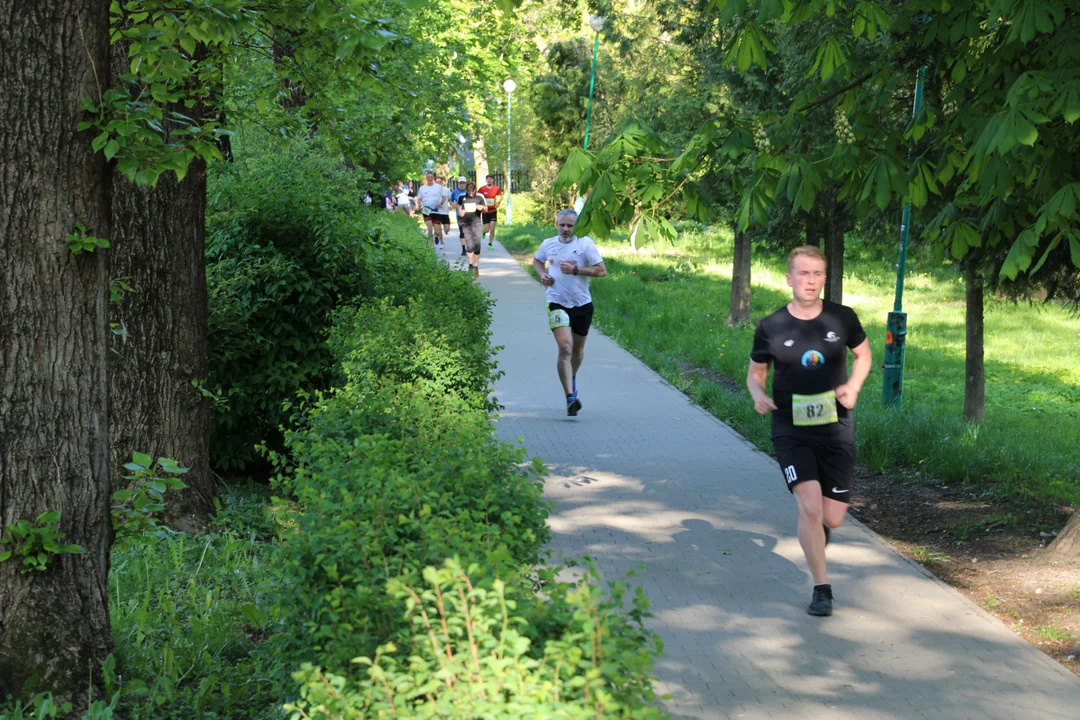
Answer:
[
  {"left": 205, "top": 146, "right": 375, "bottom": 470},
  {"left": 506, "top": 190, "right": 558, "bottom": 228},
  {"left": 286, "top": 559, "right": 668, "bottom": 719},
  {"left": 274, "top": 376, "right": 549, "bottom": 674}
]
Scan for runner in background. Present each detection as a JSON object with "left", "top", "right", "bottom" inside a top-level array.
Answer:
[
  {"left": 416, "top": 171, "right": 446, "bottom": 247},
  {"left": 457, "top": 181, "right": 485, "bottom": 277},
  {"left": 478, "top": 174, "right": 503, "bottom": 249},
  {"left": 396, "top": 182, "right": 413, "bottom": 216},
  {"left": 434, "top": 175, "right": 454, "bottom": 252},
  {"left": 450, "top": 176, "right": 469, "bottom": 257}
]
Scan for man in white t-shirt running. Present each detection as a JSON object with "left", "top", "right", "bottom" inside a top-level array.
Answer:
[
  {"left": 416, "top": 171, "right": 450, "bottom": 247},
  {"left": 532, "top": 208, "right": 607, "bottom": 416}
]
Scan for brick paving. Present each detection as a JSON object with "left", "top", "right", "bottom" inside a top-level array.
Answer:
[{"left": 438, "top": 233, "right": 1080, "bottom": 719}]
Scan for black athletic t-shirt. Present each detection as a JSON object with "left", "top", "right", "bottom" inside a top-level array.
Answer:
[{"left": 750, "top": 300, "right": 867, "bottom": 439}]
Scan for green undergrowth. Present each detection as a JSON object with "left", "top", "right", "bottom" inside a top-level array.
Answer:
[{"left": 499, "top": 224, "right": 1080, "bottom": 511}]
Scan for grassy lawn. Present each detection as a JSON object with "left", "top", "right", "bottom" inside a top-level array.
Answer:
[{"left": 498, "top": 223, "right": 1080, "bottom": 510}]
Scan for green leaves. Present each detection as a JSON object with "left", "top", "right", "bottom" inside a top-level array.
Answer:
[
  {"left": 67, "top": 221, "right": 111, "bottom": 255},
  {"left": 0, "top": 511, "right": 84, "bottom": 574},
  {"left": 553, "top": 149, "right": 595, "bottom": 195},
  {"left": 852, "top": 1, "right": 891, "bottom": 40},
  {"left": 859, "top": 153, "right": 908, "bottom": 211},
  {"left": 805, "top": 36, "right": 848, "bottom": 81},
  {"left": 113, "top": 452, "right": 189, "bottom": 552},
  {"left": 724, "top": 22, "right": 777, "bottom": 72}
]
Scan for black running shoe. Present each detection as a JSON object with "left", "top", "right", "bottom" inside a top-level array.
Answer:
[
  {"left": 823, "top": 524, "right": 831, "bottom": 545},
  {"left": 807, "top": 586, "right": 833, "bottom": 617},
  {"left": 567, "top": 397, "right": 582, "bottom": 416}
]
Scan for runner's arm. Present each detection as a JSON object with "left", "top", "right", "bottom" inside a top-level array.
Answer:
[
  {"left": 747, "top": 360, "right": 777, "bottom": 414},
  {"left": 532, "top": 257, "right": 554, "bottom": 285},
  {"left": 575, "top": 261, "right": 606, "bottom": 278},
  {"left": 836, "top": 339, "right": 872, "bottom": 409}
]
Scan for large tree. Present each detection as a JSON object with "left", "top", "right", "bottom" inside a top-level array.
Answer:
[{"left": 0, "top": 1, "right": 115, "bottom": 709}]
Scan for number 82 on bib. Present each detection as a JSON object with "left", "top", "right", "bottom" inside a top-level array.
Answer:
[{"left": 791, "top": 390, "right": 838, "bottom": 426}]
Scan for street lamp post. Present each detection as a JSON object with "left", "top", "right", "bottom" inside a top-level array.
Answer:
[
  {"left": 583, "top": 15, "right": 605, "bottom": 151},
  {"left": 503, "top": 78, "right": 516, "bottom": 225},
  {"left": 576, "top": 15, "right": 605, "bottom": 213}
]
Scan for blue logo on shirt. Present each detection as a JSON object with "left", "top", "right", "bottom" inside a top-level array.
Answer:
[{"left": 801, "top": 350, "right": 825, "bottom": 369}]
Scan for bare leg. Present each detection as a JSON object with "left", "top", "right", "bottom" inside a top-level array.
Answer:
[
  {"left": 793, "top": 482, "right": 828, "bottom": 585},
  {"left": 823, "top": 497, "right": 849, "bottom": 529},
  {"left": 552, "top": 327, "right": 574, "bottom": 396},
  {"left": 485, "top": 221, "right": 495, "bottom": 246},
  {"left": 570, "top": 333, "right": 588, "bottom": 379}
]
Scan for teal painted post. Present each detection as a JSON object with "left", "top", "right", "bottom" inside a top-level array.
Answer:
[{"left": 883, "top": 67, "right": 926, "bottom": 407}]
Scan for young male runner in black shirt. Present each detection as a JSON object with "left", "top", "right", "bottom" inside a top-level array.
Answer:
[{"left": 747, "top": 245, "right": 872, "bottom": 617}]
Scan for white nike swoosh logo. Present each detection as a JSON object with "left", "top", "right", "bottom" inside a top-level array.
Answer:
[{"left": 832, "top": 488, "right": 849, "bottom": 494}]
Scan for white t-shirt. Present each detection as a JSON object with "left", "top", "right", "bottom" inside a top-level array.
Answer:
[
  {"left": 534, "top": 235, "right": 604, "bottom": 308},
  {"left": 416, "top": 183, "right": 446, "bottom": 213},
  {"left": 397, "top": 187, "right": 411, "bottom": 205}
]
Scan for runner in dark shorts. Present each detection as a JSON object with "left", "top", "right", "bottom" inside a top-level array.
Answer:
[
  {"left": 457, "top": 181, "right": 485, "bottom": 277},
  {"left": 532, "top": 209, "right": 607, "bottom": 416},
  {"left": 747, "top": 245, "right": 872, "bottom": 618},
  {"left": 478, "top": 175, "right": 502, "bottom": 249}
]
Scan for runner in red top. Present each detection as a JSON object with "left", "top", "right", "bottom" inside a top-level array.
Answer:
[{"left": 477, "top": 174, "right": 503, "bottom": 249}]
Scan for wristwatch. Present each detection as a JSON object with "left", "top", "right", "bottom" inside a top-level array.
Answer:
[{"left": 573, "top": 266, "right": 579, "bottom": 275}]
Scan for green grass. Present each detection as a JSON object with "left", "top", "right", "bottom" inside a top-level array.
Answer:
[
  {"left": 499, "top": 223, "right": 1080, "bottom": 510},
  {"left": 107, "top": 484, "right": 288, "bottom": 719}
]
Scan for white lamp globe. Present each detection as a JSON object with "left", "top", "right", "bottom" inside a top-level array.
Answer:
[
  {"left": 503, "top": 78, "right": 517, "bottom": 93},
  {"left": 589, "top": 15, "right": 606, "bottom": 33}
]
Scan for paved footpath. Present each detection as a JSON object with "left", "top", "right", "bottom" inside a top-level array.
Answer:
[{"left": 438, "top": 233, "right": 1080, "bottom": 719}]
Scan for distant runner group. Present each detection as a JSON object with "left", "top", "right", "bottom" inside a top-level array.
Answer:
[{"left": 385, "top": 172, "right": 503, "bottom": 270}]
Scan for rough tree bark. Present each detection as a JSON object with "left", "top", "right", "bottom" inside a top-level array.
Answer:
[
  {"left": 823, "top": 194, "right": 844, "bottom": 304},
  {"left": 0, "top": 1, "right": 114, "bottom": 709},
  {"left": 727, "top": 228, "right": 752, "bottom": 327},
  {"left": 1041, "top": 510, "right": 1080, "bottom": 562},
  {"left": 963, "top": 261, "right": 985, "bottom": 422},
  {"left": 107, "top": 41, "right": 215, "bottom": 527}
]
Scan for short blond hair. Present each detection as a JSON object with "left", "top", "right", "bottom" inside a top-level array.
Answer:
[{"left": 788, "top": 245, "right": 826, "bottom": 272}]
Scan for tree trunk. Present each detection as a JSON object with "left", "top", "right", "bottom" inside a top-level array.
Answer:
[
  {"left": 472, "top": 135, "right": 490, "bottom": 184},
  {"left": 824, "top": 199, "right": 844, "bottom": 304},
  {"left": 107, "top": 42, "right": 215, "bottom": 528},
  {"left": 0, "top": 1, "right": 114, "bottom": 709},
  {"left": 804, "top": 208, "right": 823, "bottom": 247},
  {"left": 727, "top": 228, "right": 752, "bottom": 326},
  {"left": 964, "top": 261, "right": 985, "bottom": 422},
  {"left": 1040, "top": 509, "right": 1080, "bottom": 562}
]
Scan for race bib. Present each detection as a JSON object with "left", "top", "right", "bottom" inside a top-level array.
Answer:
[
  {"left": 484, "top": 197, "right": 495, "bottom": 207},
  {"left": 792, "top": 391, "right": 838, "bottom": 426},
  {"left": 421, "top": 206, "right": 432, "bottom": 216},
  {"left": 464, "top": 201, "right": 477, "bottom": 213},
  {"left": 548, "top": 309, "right": 570, "bottom": 330}
]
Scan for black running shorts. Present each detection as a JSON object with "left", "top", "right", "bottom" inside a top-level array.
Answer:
[
  {"left": 482, "top": 211, "right": 497, "bottom": 224},
  {"left": 429, "top": 213, "right": 450, "bottom": 225},
  {"left": 548, "top": 302, "right": 594, "bottom": 337},
  {"left": 773, "top": 435, "right": 855, "bottom": 503}
]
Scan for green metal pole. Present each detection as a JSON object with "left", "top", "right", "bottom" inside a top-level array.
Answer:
[
  {"left": 883, "top": 67, "right": 926, "bottom": 407},
  {"left": 584, "top": 32, "right": 599, "bottom": 151},
  {"left": 506, "top": 91, "right": 513, "bottom": 225}
]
